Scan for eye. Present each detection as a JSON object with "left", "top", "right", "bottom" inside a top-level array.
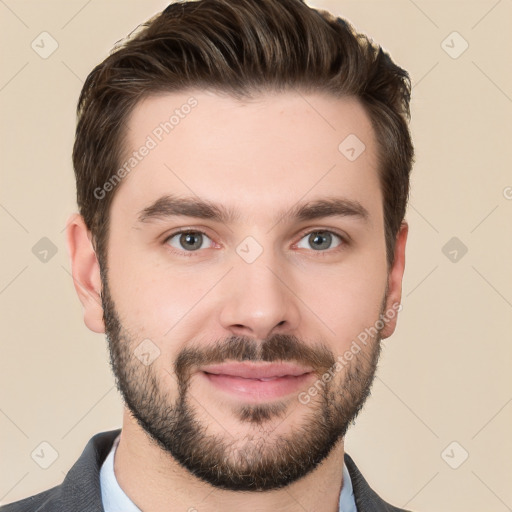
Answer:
[
  {"left": 295, "top": 230, "right": 344, "bottom": 252},
  {"left": 165, "top": 230, "right": 214, "bottom": 253}
]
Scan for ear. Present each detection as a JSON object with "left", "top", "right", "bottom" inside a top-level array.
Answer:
[
  {"left": 380, "top": 221, "right": 408, "bottom": 339},
  {"left": 66, "top": 213, "right": 105, "bottom": 333}
]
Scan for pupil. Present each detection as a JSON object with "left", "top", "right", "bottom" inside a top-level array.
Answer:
[
  {"left": 182, "top": 232, "right": 201, "bottom": 250},
  {"left": 311, "top": 232, "right": 330, "bottom": 250}
]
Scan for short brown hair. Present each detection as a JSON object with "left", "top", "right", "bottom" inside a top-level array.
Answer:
[{"left": 73, "top": 0, "right": 414, "bottom": 269}]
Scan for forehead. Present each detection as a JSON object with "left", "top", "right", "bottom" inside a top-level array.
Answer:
[{"left": 110, "top": 89, "right": 381, "bottom": 225}]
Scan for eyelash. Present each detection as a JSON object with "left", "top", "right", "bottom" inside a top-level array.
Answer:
[{"left": 163, "top": 228, "right": 349, "bottom": 257}]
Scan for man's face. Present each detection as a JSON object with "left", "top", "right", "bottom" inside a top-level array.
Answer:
[{"left": 100, "top": 90, "right": 401, "bottom": 491}]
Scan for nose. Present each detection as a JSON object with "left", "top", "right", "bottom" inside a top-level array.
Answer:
[{"left": 218, "top": 249, "right": 301, "bottom": 340}]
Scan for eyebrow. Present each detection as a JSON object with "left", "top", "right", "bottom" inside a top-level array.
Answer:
[{"left": 136, "top": 194, "right": 369, "bottom": 225}]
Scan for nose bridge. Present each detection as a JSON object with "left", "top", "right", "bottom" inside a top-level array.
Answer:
[{"left": 218, "top": 238, "right": 301, "bottom": 339}]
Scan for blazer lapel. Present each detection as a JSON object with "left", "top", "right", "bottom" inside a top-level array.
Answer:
[
  {"left": 39, "top": 428, "right": 122, "bottom": 512},
  {"left": 344, "top": 453, "right": 412, "bottom": 512}
]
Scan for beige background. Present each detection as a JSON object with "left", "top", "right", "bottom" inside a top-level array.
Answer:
[{"left": 1, "top": 1, "right": 511, "bottom": 510}]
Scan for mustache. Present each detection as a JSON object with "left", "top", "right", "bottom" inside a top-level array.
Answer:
[{"left": 174, "top": 333, "right": 336, "bottom": 384}]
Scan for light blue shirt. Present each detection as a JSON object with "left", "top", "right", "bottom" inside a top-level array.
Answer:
[{"left": 100, "top": 435, "right": 357, "bottom": 512}]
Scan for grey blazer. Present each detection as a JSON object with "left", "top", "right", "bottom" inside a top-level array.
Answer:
[{"left": 0, "top": 429, "right": 411, "bottom": 512}]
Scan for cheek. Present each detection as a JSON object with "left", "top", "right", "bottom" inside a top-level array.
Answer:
[
  {"left": 105, "top": 235, "right": 182, "bottom": 333},
  {"left": 110, "top": 270, "right": 198, "bottom": 337},
  {"left": 106, "top": 239, "right": 219, "bottom": 348},
  {"left": 296, "top": 258, "right": 387, "bottom": 351}
]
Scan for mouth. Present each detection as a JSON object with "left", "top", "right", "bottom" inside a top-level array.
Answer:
[
  {"left": 201, "top": 362, "right": 313, "bottom": 379},
  {"left": 199, "top": 362, "right": 314, "bottom": 401}
]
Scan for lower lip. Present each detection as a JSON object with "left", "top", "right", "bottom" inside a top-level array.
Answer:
[{"left": 201, "top": 371, "right": 314, "bottom": 402}]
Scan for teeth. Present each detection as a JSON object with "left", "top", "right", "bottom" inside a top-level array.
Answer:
[{"left": 257, "top": 377, "right": 280, "bottom": 381}]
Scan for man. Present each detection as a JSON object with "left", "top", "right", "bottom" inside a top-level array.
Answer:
[{"left": 1, "top": 0, "right": 414, "bottom": 510}]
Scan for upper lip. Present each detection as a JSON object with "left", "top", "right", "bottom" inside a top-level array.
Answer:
[{"left": 201, "top": 362, "right": 313, "bottom": 379}]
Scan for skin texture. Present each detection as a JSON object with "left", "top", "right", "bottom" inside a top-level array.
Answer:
[{"left": 67, "top": 90, "right": 408, "bottom": 512}]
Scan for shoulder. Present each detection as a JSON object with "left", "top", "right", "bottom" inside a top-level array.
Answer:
[
  {"left": 0, "top": 487, "right": 59, "bottom": 512},
  {"left": 344, "top": 452, "right": 415, "bottom": 512},
  {"left": 0, "top": 429, "right": 121, "bottom": 512}
]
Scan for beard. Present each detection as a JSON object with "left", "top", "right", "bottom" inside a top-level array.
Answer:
[{"left": 101, "top": 270, "right": 384, "bottom": 492}]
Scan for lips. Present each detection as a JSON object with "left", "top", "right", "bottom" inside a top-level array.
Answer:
[
  {"left": 200, "top": 362, "right": 315, "bottom": 402},
  {"left": 200, "top": 362, "right": 313, "bottom": 380}
]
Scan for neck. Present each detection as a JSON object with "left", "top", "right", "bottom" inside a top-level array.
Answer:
[{"left": 114, "top": 409, "right": 345, "bottom": 512}]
